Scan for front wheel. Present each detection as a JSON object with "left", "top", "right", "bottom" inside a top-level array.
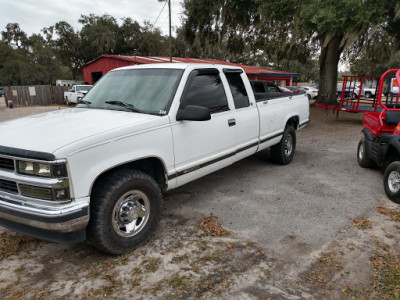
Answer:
[
  {"left": 384, "top": 162, "right": 400, "bottom": 203},
  {"left": 357, "top": 137, "right": 375, "bottom": 168},
  {"left": 87, "top": 169, "right": 162, "bottom": 255},
  {"left": 270, "top": 124, "right": 296, "bottom": 165}
]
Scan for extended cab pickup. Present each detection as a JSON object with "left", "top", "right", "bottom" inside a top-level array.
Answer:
[
  {"left": 0, "top": 64, "right": 309, "bottom": 254},
  {"left": 64, "top": 85, "right": 92, "bottom": 105}
]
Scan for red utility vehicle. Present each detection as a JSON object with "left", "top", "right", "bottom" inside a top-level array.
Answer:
[{"left": 358, "top": 69, "right": 400, "bottom": 202}]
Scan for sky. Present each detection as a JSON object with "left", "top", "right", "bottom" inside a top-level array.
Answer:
[{"left": 0, "top": 0, "right": 184, "bottom": 37}]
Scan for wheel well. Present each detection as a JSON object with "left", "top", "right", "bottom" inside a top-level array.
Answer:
[
  {"left": 91, "top": 157, "right": 167, "bottom": 195},
  {"left": 385, "top": 145, "right": 400, "bottom": 167},
  {"left": 286, "top": 116, "right": 299, "bottom": 129}
]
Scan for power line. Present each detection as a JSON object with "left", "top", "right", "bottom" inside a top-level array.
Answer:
[{"left": 136, "top": 1, "right": 168, "bottom": 56}]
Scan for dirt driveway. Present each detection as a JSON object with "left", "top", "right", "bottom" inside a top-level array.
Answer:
[{"left": 0, "top": 101, "right": 399, "bottom": 299}]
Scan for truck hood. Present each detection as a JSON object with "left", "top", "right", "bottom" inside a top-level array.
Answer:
[{"left": 0, "top": 108, "right": 163, "bottom": 157}]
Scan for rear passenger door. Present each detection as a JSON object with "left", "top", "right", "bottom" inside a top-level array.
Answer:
[
  {"left": 171, "top": 68, "right": 236, "bottom": 187},
  {"left": 223, "top": 69, "right": 259, "bottom": 161}
]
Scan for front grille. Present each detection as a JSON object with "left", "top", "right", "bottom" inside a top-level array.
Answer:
[
  {"left": 0, "top": 157, "right": 14, "bottom": 171},
  {"left": 0, "top": 178, "right": 18, "bottom": 194}
]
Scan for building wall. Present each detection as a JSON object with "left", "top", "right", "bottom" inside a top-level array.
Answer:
[{"left": 83, "top": 57, "right": 136, "bottom": 84}]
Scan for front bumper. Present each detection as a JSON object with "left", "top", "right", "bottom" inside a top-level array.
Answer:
[{"left": 0, "top": 194, "right": 89, "bottom": 243}]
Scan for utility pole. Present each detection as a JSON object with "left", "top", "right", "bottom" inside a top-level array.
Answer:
[
  {"left": 158, "top": 0, "right": 172, "bottom": 62},
  {"left": 168, "top": 0, "right": 172, "bottom": 62}
]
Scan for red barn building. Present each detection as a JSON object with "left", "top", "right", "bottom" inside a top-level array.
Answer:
[{"left": 83, "top": 55, "right": 297, "bottom": 86}]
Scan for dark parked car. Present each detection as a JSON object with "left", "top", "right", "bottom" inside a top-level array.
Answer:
[
  {"left": 0, "top": 87, "right": 4, "bottom": 97},
  {"left": 286, "top": 86, "right": 305, "bottom": 94}
]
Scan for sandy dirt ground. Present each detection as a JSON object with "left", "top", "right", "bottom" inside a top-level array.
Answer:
[{"left": 0, "top": 100, "right": 399, "bottom": 299}]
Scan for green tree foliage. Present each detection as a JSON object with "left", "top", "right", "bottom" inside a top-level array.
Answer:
[
  {"left": 181, "top": 0, "right": 260, "bottom": 60},
  {"left": 181, "top": 0, "right": 399, "bottom": 106},
  {"left": 1, "top": 23, "right": 28, "bottom": 49},
  {"left": 349, "top": 4, "right": 400, "bottom": 76},
  {"left": 1, "top": 14, "right": 175, "bottom": 85},
  {"left": 0, "top": 27, "right": 70, "bottom": 86}
]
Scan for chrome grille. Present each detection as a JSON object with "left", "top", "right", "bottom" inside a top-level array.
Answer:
[
  {"left": 0, "top": 157, "right": 14, "bottom": 171},
  {"left": 0, "top": 178, "right": 18, "bottom": 194}
]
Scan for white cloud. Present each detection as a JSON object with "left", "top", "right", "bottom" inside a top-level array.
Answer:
[{"left": 0, "top": 0, "right": 183, "bottom": 36}]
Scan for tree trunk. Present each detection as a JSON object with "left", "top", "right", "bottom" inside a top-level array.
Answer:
[{"left": 317, "top": 34, "right": 345, "bottom": 106}]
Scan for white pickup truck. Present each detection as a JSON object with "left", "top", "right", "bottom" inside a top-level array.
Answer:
[
  {"left": 64, "top": 85, "right": 92, "bottom": 105},
  {"left": 0, "top": 64, "right": 309, "bottom": 254}
]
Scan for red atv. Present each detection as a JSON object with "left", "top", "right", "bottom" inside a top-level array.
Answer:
[{"left": 358, "top": 69, "right": 400, "bottom": 202}]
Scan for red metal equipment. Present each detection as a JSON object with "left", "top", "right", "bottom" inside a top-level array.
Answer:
[
  {"left": 362, "top": 69, "right": 400, "bottom": 136},
  {"left": 316, "top": 75, "right": 382, "bottom": 113},
  {"left": 357, "top": 69, "right": 400, "bottom": 202}
]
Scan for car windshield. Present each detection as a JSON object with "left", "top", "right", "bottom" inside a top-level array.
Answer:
[
  {"left": 76, "top": 86, "right": 92, "bottom": 92},
  {"left": 78, "top": 68, "right": 183, "bottom": 114}
]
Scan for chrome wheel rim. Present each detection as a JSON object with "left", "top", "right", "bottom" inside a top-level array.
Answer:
[
  {"left": 388, "top": 171, "right": 400, "bottom": 193},
  {"left": 112, "top": 190, "right": 150, "bottom": 237},
  {"left": 284, "top": 134, "right": 293, "bottom": 157},
  {"left": 358, "top": 143, "right": 364, "bottom": 160}
]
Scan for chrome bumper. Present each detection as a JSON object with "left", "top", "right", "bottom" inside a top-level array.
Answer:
[{"left": 0, "top": 195, "right": 89, "bottom": 233}]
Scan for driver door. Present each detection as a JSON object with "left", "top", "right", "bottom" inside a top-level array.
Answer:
[{"left": 170, "top": 68, "right": 236, "bottom": 187}]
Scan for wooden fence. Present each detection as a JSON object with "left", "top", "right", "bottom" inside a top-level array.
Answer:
[{"left": 3, "top": 85, "right": 69, "bottom": 107}]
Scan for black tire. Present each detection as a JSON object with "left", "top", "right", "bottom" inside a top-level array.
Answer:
[
  {"left": 365, "top": 91, "right": 372, "bottom": 98},
  {"left": 307, "top": 94, "right": 311, "bottom": 100},
  {"left": 87, "top": 169, "right": 162, "bottom": 255},
  {"left": 271, "top": 124, "right": 296, "bottom": 165},
  {"left": 65, "top": 97, "right": 70, "bottom": 105},
  {"left": 384, "top": 162, "right": 400, "bottom": 203},
  {"left": 357, "top": 137, "right": 375, "bottom": 168}
]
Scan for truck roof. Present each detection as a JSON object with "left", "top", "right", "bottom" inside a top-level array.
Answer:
[{"left": 112, "top": 63, "right": 244, "bottom": 72}]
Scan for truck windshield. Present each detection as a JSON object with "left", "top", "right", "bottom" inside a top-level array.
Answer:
[
  {"left": 76, "top": 86, "right": 92, "bottom": 92},
  {"left": 78, "top": 68, "right": 183, "bottom": 114}
]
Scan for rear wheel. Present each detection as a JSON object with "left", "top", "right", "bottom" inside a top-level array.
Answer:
[
  {"left": 65, "top": 97, "right": 70, "bottom": 105},
  {"left": 357, "top": 137, "right": 375, "bottom": 168},
  {"left": 384, "top": 162, "right": 400, "bottom": 203},
  {"left": 271, "top": 124, "right": 296, "bottom": 165},
  {"left": 365, "top": 91, "right": 372, "bottom": 98},
  {"left": 87, "top": 169, "right": 162, "bottom": 255}
]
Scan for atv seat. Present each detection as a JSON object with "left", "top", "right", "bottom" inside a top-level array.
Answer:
[{"left": 385, "top": 111, "right": 400, "bottom": 125}]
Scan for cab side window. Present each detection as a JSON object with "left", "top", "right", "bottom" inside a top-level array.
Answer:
[
  {"left": 181, "top": 70, "right": 229, "bottom": 113},
  {"left": 251, "top": 82, "right": 265, "bottom": 93},
  {"left": 225, "top": 72, "right": 250, "bottom": 109}
]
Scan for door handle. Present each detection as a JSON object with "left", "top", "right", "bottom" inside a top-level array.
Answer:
[
  {"left": 263, "top": 100, "right": 269, "bottom": 104},
  {"left": 228, "top": 119, "right": 236, "bottom": 127}
]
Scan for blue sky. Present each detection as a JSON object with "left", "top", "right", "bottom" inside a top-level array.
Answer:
[{"left": 0, "top": 0, "right": 183, "bottom": 37}]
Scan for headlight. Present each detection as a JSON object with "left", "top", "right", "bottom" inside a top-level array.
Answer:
[
  {"left": 19, "top": 185, "right": 70, "bottom": 201},
  {"left": 17, "top": 161, "right": 68, "bottom": 178}
]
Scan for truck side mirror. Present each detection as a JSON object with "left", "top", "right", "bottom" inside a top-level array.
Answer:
[{"left": 176, "top": 105, "right": 211, "bottom": 121}]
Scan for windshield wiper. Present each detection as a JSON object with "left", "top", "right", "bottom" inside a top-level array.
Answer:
[
  {"left": 78, "top": 99, "right": 93, "bottom": 108},
  {"left": 105, "top": 100, "right": 145, "bottom": 113}
]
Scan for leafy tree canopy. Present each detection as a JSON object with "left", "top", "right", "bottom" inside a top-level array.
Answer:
[
  {"left": 1, "top": 14, "right": 176, "bottom": 85},
  {"left": 181, "top": 0, "right": 400, "bottom": 105}
]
